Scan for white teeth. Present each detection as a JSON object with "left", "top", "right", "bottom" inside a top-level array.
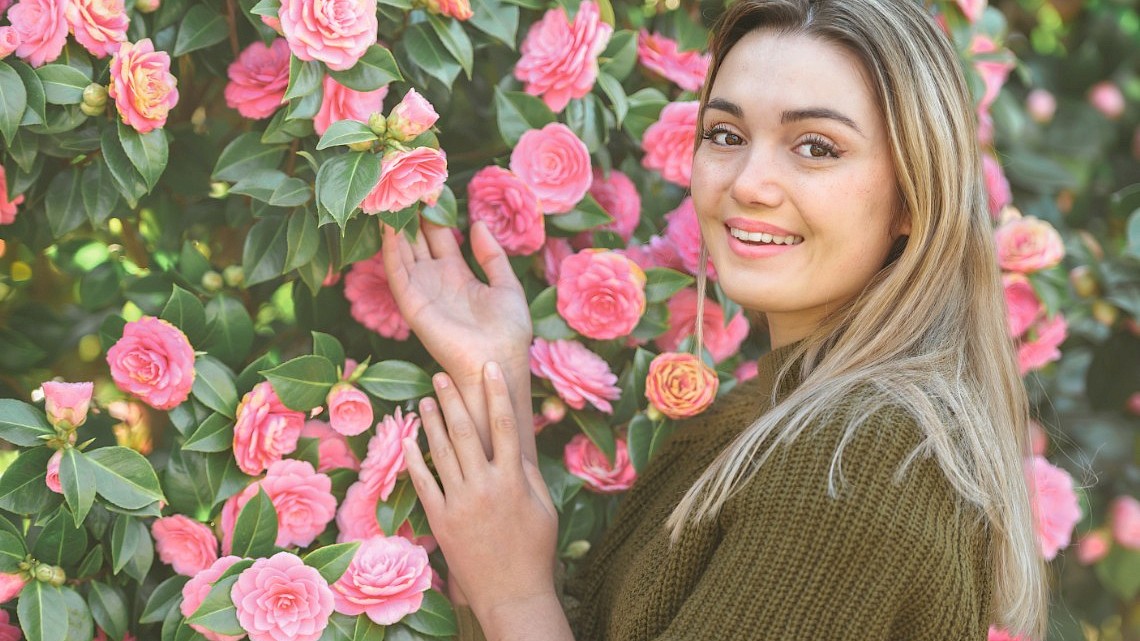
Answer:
[{"left": 728, "top": 227, "right": 803, "bottom": 245}]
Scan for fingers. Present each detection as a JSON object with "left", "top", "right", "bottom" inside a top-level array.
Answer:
[
  {"left": 471, "top": 221, "right": 523, "bottom": 293},
  {"left": 522, "top": 458, "right": 556, "bottom": 515},
  {"left": 422, "top": 219, "right": 461, "bottom": 260},
  {"left": 402, "top": 435, "right": 445, "bottom": 515},
  {"left": 432, "top": 373, "right": 490, "bottom": 478},
  {"left": 418, "top": 396, "right": 465, "bottom": 490},
  {"left": 482, "top": 362, "right": 521, "bottom": 474},
  {"left": 381, "top": 224, "right": 413, "bottom": 293},
  {"left": 410, "top": 225, "right": 432, "bottom": 260}
]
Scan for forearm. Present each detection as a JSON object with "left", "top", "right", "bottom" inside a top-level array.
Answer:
[{"left": 476, "top": 592, "right": 575, "bottom": 641}]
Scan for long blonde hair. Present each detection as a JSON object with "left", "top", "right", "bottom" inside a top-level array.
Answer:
[{"left": 667, "top": 0, "right": 1047, "bottom": 637}]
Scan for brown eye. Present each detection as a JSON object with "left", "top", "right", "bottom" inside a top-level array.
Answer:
[{"left": 809, "top": 143, "right": 830, "bottom": 157}]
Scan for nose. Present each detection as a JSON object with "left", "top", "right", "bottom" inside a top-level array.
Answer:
[{"left": 730, "top": 143, "right": 784, "bottom": 209}]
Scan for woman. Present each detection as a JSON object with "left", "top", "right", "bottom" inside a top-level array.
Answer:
[{"left": 381, "top": 0, "right": 1048, "bottom": 639}]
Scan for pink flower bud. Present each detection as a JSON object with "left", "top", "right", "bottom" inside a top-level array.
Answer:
[
  {"left": 45, "top": 450, "right": 62, "bottom": 493},
  {"left": 1076, "top": 530, "right": 1111, "bottom": 565},
  {"left": 1110, "top": 495, "right": 1140, "bottom": 550},
  {"left": 1026, "top": 89, "right": 1056, "bottom": 123},
  {"left": 541, "top": 396, "right": 567, "bottom": 424},
  {"left": 1126, "top": 391, "right": 1140, "bottom": 417},
  {"left": 0, "top": 27, "right": 20, "bottom": 59},
  {"left": 1088, "top": 81, "right": 1125, "bottom": 120},
  {"left": 0, "top": 573, "right": 26, "bottom": 604},
  {"left": 327, "top": 382, "right": 373, "bottom": 437},
  {"left": 41, "top": 381, "right": 94, "bottom": 429},
  {"left": 135, "top": 0, "right": 159, "bottom": 12},
  {"left": 386, "top": 89, "right": 439, "bottom": 141}
]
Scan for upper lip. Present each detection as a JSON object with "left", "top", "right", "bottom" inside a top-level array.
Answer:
[{"left": 724, "top": 217, "right": 800, "bottom": 237}]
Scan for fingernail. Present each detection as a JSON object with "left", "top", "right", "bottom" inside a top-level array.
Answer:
[
  {"left": 485, "top": 361, "right": 501, "bottom": 380},
  {"left": 433, "top": 373, "right": 449, "bottom": 389},
  {"left": 420, "top": 397, "right": 436, "bottom": 412}
]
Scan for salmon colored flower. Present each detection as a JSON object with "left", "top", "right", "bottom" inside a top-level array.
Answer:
[
  {"left": 645, "top": 352, "right": 718, "bottom": 419},
  {"left": 109, "top": 38, "right": 178, "bottom": 133}
]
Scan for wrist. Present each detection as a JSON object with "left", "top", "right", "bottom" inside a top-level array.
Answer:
[{"left": 475, "top": 589, "right": 563, "bottom": 638}]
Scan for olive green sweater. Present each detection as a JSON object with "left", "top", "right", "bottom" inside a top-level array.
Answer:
[{"left": 456, "top": 345, "right": 993, "bottom": 640}]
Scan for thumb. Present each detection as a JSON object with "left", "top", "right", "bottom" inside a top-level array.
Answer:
[{"left": 471, "top": 221, "right": 522, "bottom": 293}]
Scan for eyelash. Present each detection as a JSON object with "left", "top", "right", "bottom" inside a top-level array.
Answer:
[
  {"left": 700, "top": 126, "right": 742, "bottom": 146},
  {"left": 700, "top": 127, "right": 842, "bottom": 160}
]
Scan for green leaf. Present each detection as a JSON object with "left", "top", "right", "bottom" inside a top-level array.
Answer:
[
  {"left": 34, "top": 64, "right": 88, "bottom": 105},
  {"left": 162, "top": 285, "right": 208, "bottom": 345},
  {"left": 230, "top": 487, "right": 278, "bottom": 558},
  {"left": 0, "top": 61, "right": 26, "bottom": 143},
  {"left": 1096, "top": 545, "right": 1140, "bottom": 601},
  {"left": 0, "top": 399, "right": 54, "bottom": 446},
  {"left": 529, "top": 287, "right": 575, "bottom": 340},
  {"left": 285, "top": 56, "right": 324, "bottom": 101},
  {"left": 271, "top": 176, "right": 311, "bottom": 207},
  {"left": 357, "top": 360, "right": 432, "bottom": 401},
  {"left": 599, "top": 30, "right": 636, "bottom": 80},
  {"left": 493, "top": 87, "right": 556, "bottom": 146},
  {"left": 376, "top": 478, "right": 417, "bottom": 536},
  {"left": 316, "top": 120, "right": 380, "bottom": 150},
  {"left": 623, "top": 87, "right": 667, "bottom": 142},
  {"left": 18, "top": 581, "right": 69, "bottom": 641},
  {"left": 377, "top": 205, "right": 417, "bottom": 232},
  {"left": 75, "top": 545, "right": 103, "bottom": 579},
  {"left": 402, "top": 23, "right": 461, "bottom": 87},
  {"left": 312, "top": 331, "right": 346, "bottom": 368},
  {"left": 182, "top": 413, "right": 235, "bottom": 453},
  {"left": 204, "top": 295, "right": 255, "bottom": 366},
  {"left": 285, "top": 209, "right": 321, "bottom": 271},
  {"left": 188, "top": 574, "right": 243, "bottom": 636},
  {"left": 0, "top": 531, "right": 26, "bottom": 572},
  {"left": 173, "top": 4, "right": 229, "bottom": 56},
  {"left": 315, "top": 152, "right": 383, "bottom": 229},
  {"left": 87, "top": 581, "right": 129, "bottom": 641},
  {"left": 468, "top": 0, "right": 518, "bottom": 48},
  {"left": 243, "top": 216, "right": 290, "bottom": 286},
  {"left": 420, "top": 185, "right": 457, "bottom": 228},
  {"left": 31, "top": 507, "right": 88, "bottom": 566},
  {"left": 61, "top": 585, "right": 94, "bottom": 641},
  {"left": 339, "top": 213, "right": 383, "bottom": 265},
  {"left": 427, "top": 14, "right": 473, "bottom": 79},
  {"left": 81, "top": 160, "right": 121, "bottom": 226},
  {"left": 118, "top": 122, "right": 169, "bottom": 190},
  {"left": 87, "top": 446, "right": 165, "bottom": 510},
  {"left": 1127, "top": 209, "right": 1140, "bottom": 258},
  {"left": 571, "top": 410, "right": 616, "bottom": 463},
  {"left": 10, "top": 60, "right": 45, "bottom": 126},
  {"left": 328, "top": 44, "right": 402, "bottom": 92},
  {"left": 403, "top": 590, "right": 456, "bottom": 636},
  {"left": 595, "top": 71, "right": 628, "bottom": 126},
  {"left": 550, "top": 194, "right": 612, "bottom": 232},
  {"left": 45, "top": 167, "right": 85, "bottom": 237},
  {"left": 0, "top": 447, "right": 57, "bottom": 514},
  {"left": 320, "top": 612, "right": 385, "bottom": 641},
  {"left": 140, "top": 574, "right": 190, "bottom": 624},
  {"left": 100, "top": 123, "right": 147, "bottom": 208},
  {"left": 259, "top": 354, "right": 338, "bottom": 411},
  {"left": 644, "top": 268, "right": 694, "bottom": 304},
  {"left": 212, "top": 132, "right": 286, "bottom": 182},
  {"left": 302, "top": 541, "right": 359, "bottom": 583},
  {"left": 113, "top": 516, "right": 152, "bottom": 580},
  {"left": 59, "top": 448, "right": 96, "bottom": 526},
  {"left": 231, "top": 168, "right": 289, "bottom": 202}
]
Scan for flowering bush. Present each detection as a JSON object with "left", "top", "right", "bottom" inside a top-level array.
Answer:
[{"left": 0, "top": 0, "right": 1135, "bottom": 638}]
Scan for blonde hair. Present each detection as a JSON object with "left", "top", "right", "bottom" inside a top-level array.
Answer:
[{"left": 668, "top": 0, "right": 1048, "bottom": 637}]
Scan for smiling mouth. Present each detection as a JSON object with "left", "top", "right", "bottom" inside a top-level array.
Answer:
[{"left": 727, "top": 226, "right": 804, "bottom": 245}]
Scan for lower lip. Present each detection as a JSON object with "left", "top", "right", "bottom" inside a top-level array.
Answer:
[{"left": 725, "top": 227, "right": 799, "bottom": 258}]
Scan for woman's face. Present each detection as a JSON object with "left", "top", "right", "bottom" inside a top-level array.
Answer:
[{"left": 691, "top": 29, "right": 906, "bottom": 348}]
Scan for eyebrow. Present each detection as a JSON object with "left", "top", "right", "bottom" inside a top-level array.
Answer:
[{"left": 704, "top": 98, "right": 865, "bottom": 137}]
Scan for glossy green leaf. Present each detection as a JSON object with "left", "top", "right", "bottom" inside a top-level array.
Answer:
[
  {"left": 260, "top": 354, "right": 338, "bottom": 411},
  {"left": 139, "top": 574, "right": 190, "bottom": 624},
  {"left": 403, "top": 590, "right": 456, "bottom": 636},
  {"left": 31, "top": 507, "right": 87, "bottom": 566},
  {"left": 59, "top": 448, "right": 96, "bottom": 526},
  {"left": 285, "top": 56, "right": 324, "bottom": 100},
  {"left": 87, "top": 581, "right": 129, "bottom": 641},
  {"left": 529, "top": 287, "right": 575, "bottom": 340},
  {"left": 230, "top": 487, "right": 278, "bottom": 558},
  {"left": 173, "top": 4, "right": 229, "bottom": 56},
  {"left": 339, "top": 213, "right": 382, "bottom": 265},
  {"left": 100, "top": 123, "right": 147, "bottom": 208},
  {"left": 316, "top": 120, "right": 380, "bottom": 150},
  {"left": 0, "top": 447, "right": 58, "bottom": 514},
  {"left": 644, "top": 268, "right": 694, "bottom": 304},
  {"left": 109, "top": 515, "right": 142, "bottom": 574},
  {"left": 212, "top": 132, "right": 286, "bottom": 182},
  {"left": 161, "top": 285, "right": 208, "bottom": 345},
  {"left": 550, "top": 194, "right": 612, "bottom": 232},
  {"left": 0, "top": 531, "right": 26, "bottom": 572},
  {"left": 599, "top": 29, "right": 636, "bottom": 80},
  {"left": 187, "top": 574, "right": 243, "bottom": 636},
  {"left": 203, "top": 295, "right": 255, "bottom": 366},
  {"left": 328, "top": 44, "right": 402, "bottom": 92},
  {"left": 357, "top": 360, "right": 432, "bottom": 401},
  {"left": 0, "top": 61, "right": 26, "bottom": 143},
  {"left": 243, "top": 216, "right": 290, "bottom": 286},
  {"left": 376, "top": 478, "right": 417, "bottom": 536},
  {"left": 0, "top": 399, "right": 54, "bottom": 446},
  {"left": 81, "top": 160, "right": 121, "bottom": 226},
  {"left": 302, "top": 541, "right": 360, "bottom": 583},
  {"left": 493, "top": 87, "right": 556, "bottom": 146},
  {"left": 45, "top": 168, "right": 85, "bottom": 237},
  {"left": 312, "top": 331, "right": 346, "bottom": 368},
  {"left": 118, "top": 121, "right": 169, "bottom": 190},
  {"left": 571, "top": 410, "right": 616, "bottom": 463},
  {"left": 10, "top": 60, "right": 44, "bottom": 126},
  {"left": 420, "top": 185, "right": 457, "bottom": 228},
  {"left": 402, "top": 23, "right": 461, "bottom": 87},
  {"left": 181, "top": 413, "right": 235, "bottom": 453},
  {"left": 285, "top": 209, "right": 321, "bottom": 271},
  {"left": 315, "top": 151, "right": 382, "bottom": 229},
  {"left": 60, "top": 585, "right": 93, "bottom": 641},
  {"left": 18, "top": 581, "right": 69, "bottom": 641},
  {"left": 34, "top": 64, "right": 87, "bottom": 105},
  {"left": 87, "top": 446, "right": 165, "bottom": 510},
  {"left": 427, "top": 14, "right": 473, "bottom": 78},
  {"left": 469, "top": 0, "right": 518, "bottom": 48}
]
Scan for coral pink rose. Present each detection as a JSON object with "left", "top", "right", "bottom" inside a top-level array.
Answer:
[
  {"left": 41, "top": 380, "right": 93, "bottom": 428},
  {"left": 1026, "top": 88, "right": 1056, "bottom": 124},
  {"left": 557, "top": 249, "right": 647, "bottom": 340},
  {"left": 0, "top": 27, "right": 19, "bottom": 59},
  {"left": 467, "top": 166, "right": 545, "bottom": 256},
  {"left": 222, "top": 459, "right": 337, "bottom": 551},
  {"left": 387, "top": 89, "right": 439, "bottom": 141},
  {"left": 582, "top": 168, "right": 641, "bottom": 244},
  {"left": 327, "top": 382, "right": 373, "bottom": 437},
  {"left": 637, "top": 31, "right": 709, "bottom": 93},
  {"left": 225, "top": 39, "right": 290, "bottom": 120},
  {"left": 541, "top": 237, "right": 574, "bottom": 286},
  {"left": 181, "top": 555, "right": 245, "bottom": 641},
  {"left": 656, "top": 289, "right": 748, "bottom": 364},
  {"left": 514, "top": 1, "right": 611, "bottom": 112},
  {"left": 361, "top": 147, "right": 448, "bottom": 214},
  {"left": 278, "top": 0, "right": 375, "bottom": 71},
  {"left": 344, "top": 252, "right": 411, "bottom": 340},
  {"left": 232, "top": 552, "right": 335, "bottom": 641},
  {"left": 1088, "top": 81, "right": 1125, "bottom": 120},
  {"left": 109, "top": 39, "right": 178, "bottom": 133},
  {"left": 955, "top": 0, "right": 985, "bottom": 22},
  {"left": 232, "top": 381, "right": 305, "bottom": 475},
  {"left": 642, "top": 101, "right": 698, "bottom": 188},
  {"left": 664, "top": 198, "right": 716, "bottom": 278},
  {"left": 336, "top": 481, "right": 383, "bottom": 543},
  {"left": 645, "top": 351, "right": 719, "bottom": 420},
  {"left": 970, "top": 35, "right": 1013, "bottom": 112},
  {"left": 0, "top": 573, "right": 25, "bottom": 604},
  {"left": 313, "top": 75, "right": 388, "bottom": 135},
  {"left": 994, "top": 216, "right": 1065, "bottom": 273},
  {"left": 358, "top": 408, "right": 420, "bottom": 502},
  {"left": 1017, "top": 313, "right": 1067, "bottom": 375},
  {"left": 1025, "top": 455, "right": 1081, "bottom": 560},
  {"left": 563, "top": 434, "right": 636, "bottom": 493},
  {"left": 0, "top": 610, "right": 21, "bottom": 641},
  {"left": 1002, "top": 273, "right": 1042, "bottom": 339},
  {"left": 8, "top": 0, "right": 66, "bottom": 67},
  {"left": 45, "top": 449, "right": 62, "bottom": 493},
  {"left": 64, "top": 0, "right": 128, "bottom": 58},
  {"left": 423, "top": 0, "right": 470, "bottom": 20},
  {"left": 331, "top": 535, "right": 432, "bottom": 624},
  {"left": 300, "top": 419, "right": 359, "bottom": 472},
  {"left": 0, "top": 165, "right": 24, "bottom": 225},
  {"left": 1110, "top": 495, "right": 1140, "bottom": 549},
  {"left": 152, "top": 514, "right": 219, "bottom": 576},
  {"left": 509, "top": 123, "right": 592, "bottom": 214},
  {"left": 529, "top": 338, "right": 621, "bottom": 414},
  {"left": 1076, "top": 529, "right": 1111, "bottom": 565},
  {"left": 982, "top": 153, "right": 1011, "bottom": 218},
  {"left": 107, "top": 316, "right": 195, "bottom": 410}
]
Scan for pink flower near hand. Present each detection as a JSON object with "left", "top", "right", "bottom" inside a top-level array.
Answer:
[
  {"left": 109, "top": 39, "right": 178, "bottom": 133},
  {"left": 514, "top": 0, "right": 611, "bottom": 112},
  {"left": 664, "top": 198, "right": 716, "bottom": 278},
  {"left": 563, "top": 434, "right": 636, "bottom": 493},
  {"left": 645, "top": 351, "right": 718, "bottom": 419},
  {"left": 529, "top": 338, "right": 621, "bottom": 414},
  {"left": 509, "top": 123, "right": 592, "bottom": 214},
  {"left": 0, "top": 573, "right": 25, "bottom": 604},
  {"left": 982, "top": 153, "right": 1011, "bottom": 218},
  {"left": 361, "top": 147, "right": 448, "bottom": 214},
  {"left": 344, "top": 252, "right": 411, "bottom": 340},
  {"left": 1017, "top": 313, "right": 1067, "bottom": 375},
  {"left": 107, "top": 316, "right": 195, "bottom": 410},
  {"left": 642, "top": 101, "right": 698, "bottom": 188},
  {"left": 955, "top": 0, "right": 985, "bottom": 23},
  {"left": 336, "top": 481, "right": 384, "bottom": 543},
  {"left": 387, "top": 89, "right": 439, "bottom": 141},
  {"left": 0, "top": 610, "right": 22, "bottom": 641},
  {"left": 994, "top": 216, "right": 1064, "bottom": 274},
  {"left": 656, "top": 289, "right": 748, "bottom": 364},
  {"left": 301, "top": 419, "right": 360, "bottom": 472},
  {"left": 467, "top": 166, "right": 545, "bottom": 256},
  {"left": 541, "top": 237, "right": 574, "bottom": 286},
  {"left": 181, "top": 556, "right": 245, "bottom": 641},
  {"left": 331, "top": 535, "right": 432, "bottom": 624},
  {"left": 225, "top": 39, "right": 290, "bottom": 120},
  {"left": 1002, "top": 274, "right": 1042, "bottom": 339},
  {"left": 222, "top": 459, "right": 337, "bottom": 551},
  {"left": 0, "top": 28, "right": 18, "bottom": 60},
  {"left": 278, "top": 0, "right": 375, "bottom": 71},
  {"left": 232, "top": 552, "right": 335, "bottom": 641},
  {"left": 313, "top": 75, "right": 388, "bottom": 135},
  {"left": 232, "top": 381, "right": 305, "bottom": 476},
  {"left": 1110, "top": 495, "right": 1140, "bottom": 549},
  {"left": 8, "top": 0, "right": 66, "bottom": 67},
  {"left": 637, "top": 31, "right": 709, "bottom": 93},
  {"left": 152, "top": 514, "right": 219, "bottom": 576},
  {"left": 0, "top": 165, "right": 24, "bottom": 225},
  {"left": 327, "top": 382, "right": 373, "bottom": 437},
  {"left": 64, "top": 0, "right": 128, "bottom": 58},
  {"left": 1076, "top": 529, "right": 1110, "bottom": 565},
  {"left": 585, "top": 168, "right": 641, "bottom": 243},
  {"left": 41, "top": 381, "right": 94, "bottom": 428},
  {"left": 557, "top": 249, "right": 647, "bottom": 340},
  {"left": 1025, "top": 455, "right": 1081, "bottom": 560},
  {"left": 45, "top": 450, "right": 62, "bottom": 493},
  {"left": 1089, "top": 81, "right": 1125, "bottom": 120},
  {"left": 359, "top": 408, "right": 420, "bottom": 502}
]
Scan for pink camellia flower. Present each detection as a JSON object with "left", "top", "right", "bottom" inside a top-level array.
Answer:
[
  {"left": 136, "top": 0, "right": 159, "bottom": 12},
  {"left": 982, "top": 153, "right": 1012, "bottom": 218},
  {"left": 1025, "top": 455, "right": 1081, "bottom": 560},
  {"left": 278, "top": 0, "right": 375, "bottom": 71},
  {"left": 222, "top": 459, "right": 337, "bottom": 551},
  {"left": 361, "top": 147, "right": 448, "bottom": 214},
  {"left": 1026, "top": 88, "right": 1056, "bottom": 124},
  {"left": 109, "top": 39, "right": 179, "bottom": 133},
  {"left": 45, "top": 450, "right": 62, "bottom": 493},
  {"left": 955, "top": 0, "right": 985, "bottom": 23},
  {"left": 529, "top": 338, "right": 621, "bottom": 414},
  {"left": 225, "top": 39, "right": 290, "bottom": 120},
  {"left": 65, "top": 0, "right": 128, "bottom": 58},
  {"left": 656, "top": 289, "right": 748, "bottom": 364},
  {"left": 1002, "top": 273, "right": 1042, "bottom": 339},
  {"left": 970, "top": 35, "right": 1013, "bottom": 112},
  {"left": 1088, "top": 81, "right": 1125, "bottom": 120},
  {"left": 0, "top": 165, "right": 24, "bottom": 225},
  {"left": 358, "top": 408, "right": 420, "bottom": 502},
  {"left": 313, "top": 75, "right": 388, "bottom": 135},
  {"left": 585, "top": 168, "right": 641, "bottom": 243},
  {"left": 645, "top": 351, "right": 719, "bottom": 420},
  {"left": 232, "top": 552, "right": 335, "bottom": 641},
  {"left": 734, "top": 360, "right": 759, "bottom": 383},
  {"left": 327, "top": 382, "right": 373, "bottom": 437},
  {"left": 556, "top": 249, "right": 647, "bottom": 340},
  {"left": 0, "top": 573, "right": 26, "bottom": 604},
  {"left": 232, "top": 381, "right": 305, "bottom": 476},
  {"left": 94, "top": 628, "right": 138, "bottom": 641},
  {"left": 336, "top": 481, "right": 383, "bottom": 543},
  {"left": 1076, "top": 529, "right": 1111, "bottom": 565},
  {"left": 152, "top": 514, "right": 219, "bottom": 576},
  {"left": 41, "top": 381, "right": 94, "bottom": 428},
  {"left": 467, "top": 166, "right": 545, "bottom": 256},
  {"left": 0, "top": 610, "right": 22, "bottom": 641},
  {"left": 563, "top": 434, "right": 637, "bottom": 494},
  {"left": 637, "top": 31, "right": 709, "bottom": 93},
  {"left": 509, "top": 123, "right": 592, "bottom": 214},
  {"left": 987, "top": 627, "right": 1029, "bottom": 641},
  {"left": 664, "top": 198, "right": 716, "bottom": 279},
  {"left": 1017, "top": 313, "right": 1067, "bottom": 375},
  {"left": 301, "top": 420, "right": 360, "bottom": 472},
  {"left": 8, "top": 0, "right": 66, "bottom": 67},
  {"left": 1110, "top": 495, "right": 1140, "bottom": 549},
  {"left": 1028, "top": 419, "right": 1048, "bottom": 457},
  {"left": 541, "top": 237, "right": 575, "bottom": 286},
  {"left": 344, "top": 252, "right": 411, "bottom": 340},
  {"left": 0, "top": 26, "right": 22, "bottom": 58},
  {"left": 994, "top": 216, "right": 1065, "bottom": 274},
  {"left": 387, "top": 89, "right": 439, "bottom": 141},
  {"left": 181, "top": 556, "right": 245, "bottom": 641},
  {"left": 331, "top": 535, "right": 432, "bottom": 624},
  {"left": 514, "top": 1, "right": 611, "bottom": 112},
  {"left": 642, "top": 101, "right": 698, "bottom": 188},
  {"left": 107, "top": 316, "right": 195, "bottom": 410},
  {"left": 423, "top": 0, "right": 470, "bottom": 20}
]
